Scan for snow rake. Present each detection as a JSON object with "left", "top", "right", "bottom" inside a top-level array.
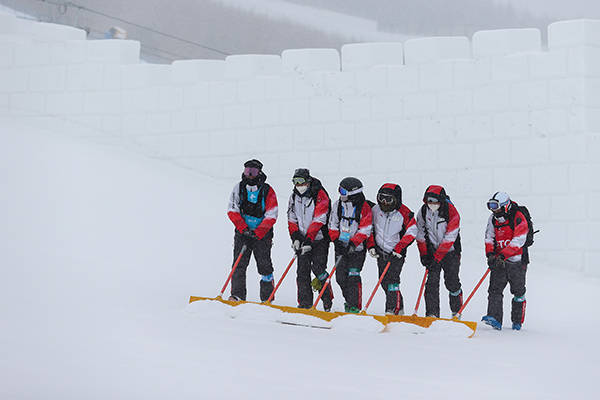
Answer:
[
  {"left": 188, "top": 296, "right": 477, "bottom": 337},
  {"left": 192, "top": 250, "right": 476, "bottom": 337}
]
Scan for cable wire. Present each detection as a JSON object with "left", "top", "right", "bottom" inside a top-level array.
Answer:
[{"left": 25, "top": 0, "right": 231, "bottom": 57}]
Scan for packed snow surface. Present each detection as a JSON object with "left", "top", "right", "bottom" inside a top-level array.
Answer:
[{"left": 0, "top": 113, "right": 598, "bottom": 399}]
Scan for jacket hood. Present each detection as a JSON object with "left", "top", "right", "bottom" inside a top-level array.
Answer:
[
  {"left": 378, "top": 183, "right": 402, "bottom": 207},
  {"left": 423, "top": 185, "right": 447, "bottom": 203}
]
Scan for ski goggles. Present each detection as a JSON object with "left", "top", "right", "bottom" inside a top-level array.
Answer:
[
  {"left": 339, "top": 187, "right": 363, "bottom": 196},
  {"left": 292, "top": 176, "right": 308, "bottom": 185},
  {"left": 426, "top": 196, "right": 440, "bottom": 203},
  {"left": 243, "top": 167, "right": 260, "bottom": 178},
  {"left": 377, "top": 192, "right": 395, "bottom": 205},
  {"left": 487, "top": 199, "right": 507, "bottom": 212}
]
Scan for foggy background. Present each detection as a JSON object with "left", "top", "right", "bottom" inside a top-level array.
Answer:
[{"left": 1, "top": 0, "right": 599, "bottom": 62}]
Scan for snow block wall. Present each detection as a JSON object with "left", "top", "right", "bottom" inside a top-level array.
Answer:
[{"left": 1, "top": 14, "right": 599, "bottom": 275}]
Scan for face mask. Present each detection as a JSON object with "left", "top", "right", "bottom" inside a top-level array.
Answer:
[
  {"left": 428, "top": 203, "right": 440, "bottom": 212},
  {"left": 340, "top": 195, "right": 348, "bottom": 202},
  {"left": 296, "top": 185, "right": 308, "bottom": 194}
]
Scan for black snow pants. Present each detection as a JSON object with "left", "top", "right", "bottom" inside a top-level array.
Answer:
[
  {"left": 487, "top": 260, "right": 527, "bottom": 325},
  {"left": 230, "top": 229, "right": 274, "bottom": 301},
  {"left": 424, "top": 251, "right": 463, "bottom": 317},
  {"left": 296, "top": 239, "right": 333, "bottom": 309},
  {"left": 376, "top": 255, "right": 405, "bottom": 314},
  {"left": 335, "top": 249, "right": 366, "bottom": 310}
]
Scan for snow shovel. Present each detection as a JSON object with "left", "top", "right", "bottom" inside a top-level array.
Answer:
[
  {"left": 217, "top": 244, "right": 247, "bottom": 299},
  {"left": 412, "top": 269, "right": 428, "bottom": 316},
  {"left": 361, "top": 259, "right": 391, "bottom": 315},
  {"left": 265, "top": 254, "right": 297, "bottom": 303},
  {"left": 454, "top": 268, "right": 490, "bottom": 320},
  {"left": 311, "top": 255, "right": 343, "bottom": 309}
]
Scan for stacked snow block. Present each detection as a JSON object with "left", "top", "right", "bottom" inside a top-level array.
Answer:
[{"left": 1, "top": 14, "right": 600, "bottom": 274}]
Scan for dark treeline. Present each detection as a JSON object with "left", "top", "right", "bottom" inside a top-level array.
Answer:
[{"left": 285, "top": 0, "right": 551, "bottom": 37}]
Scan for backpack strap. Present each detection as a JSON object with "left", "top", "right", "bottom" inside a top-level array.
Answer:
[
  {"left": 239, "top": 182, "right": 269, "bottom": 217},
  {"left": 421, "top": 205, "right": 434, "bottom": 256}
]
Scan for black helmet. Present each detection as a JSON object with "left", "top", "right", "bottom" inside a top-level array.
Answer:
[
  {"left": 339, "top": 177, "right": 363, "bottom": 194},
  {"left": 339, "top": 177, "right": 364, "bottom": 205},
  {"left": 242, "top": 159, "right": 264, "bottom": 185},
  {"left": 377, "top": 183, "right": 402, "bottom": 212}
]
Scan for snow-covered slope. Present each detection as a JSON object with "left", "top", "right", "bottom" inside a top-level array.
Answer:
[{"left": 0, "top": 113, "right": 598, "bottom": 399}]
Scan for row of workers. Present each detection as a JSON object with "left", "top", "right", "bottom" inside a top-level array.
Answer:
[{"left": 226, "top": 159, "right": 529, "bottom": 330}]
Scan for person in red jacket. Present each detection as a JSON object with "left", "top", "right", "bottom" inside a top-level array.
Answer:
[
  {"left": 482, "top": 192, "right": 529, "bottom": 331},
  {"left": 328, "top": 177, "right": 372, "bottom": 313},
  {"left": 226, "top": 159, "right": 278, "bottom": 302},
  {"left": 287, "top": 168, "right": 333, "bottom": 311},
  {"left": 366, "top": 183, "right": 417, "bottom": 315},
  {"left": 416, "top": 185, "right": 463, "bottom": 318}
]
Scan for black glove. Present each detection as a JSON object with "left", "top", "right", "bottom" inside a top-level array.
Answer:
[
  {"left": 421, "top": 255, "right": 432, "bottom": 267},
  {"left": 486, "top": 254, "right": 496, "bottom": 269},
  {"left": 487, "top": 254, "right": 506, "bottom": 269},
  {"left": 291, "top": 231, "right": 305, "bottom": 243},
  {"left": 241, "top": 228, "right": 258, "bottom": 243},
  {"left": 495, "top": 254, "right": 506, "bottom": 269}
]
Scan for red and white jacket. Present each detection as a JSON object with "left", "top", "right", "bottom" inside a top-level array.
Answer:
[
  {"left": 367, "top": 204, "right": 417, "bottom": 255},
  {"left": 485, "top": 209, "right": 528, "bottom": 263},
  {"left": 328, "top": 200, "right": 372, "bottom": 251},
  {"left": 287, "top": 188, "right": 329, "bottom": 241},
  {"left": 227, "top": 182, "right": 278, "bottom": 240},
  {"left": 416, "top": 202, "right": 460, "bottom": 262}
]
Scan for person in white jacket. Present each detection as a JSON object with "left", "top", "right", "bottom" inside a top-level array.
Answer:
[
  {"left": 366, "top": 183, "right": 417, "bottom": 315},
  {"left": 415, "top": 185, "right": 463, "bottom": 318}
]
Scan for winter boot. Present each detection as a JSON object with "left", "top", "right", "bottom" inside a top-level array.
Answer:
[
  {"left": 259, "top": 275, "right": 275, "bottom": 302},
  {"left": 512, "top": 323, "right": 522, "bottom": 331},
  {"left": 482, "top": 315, "right": 502, "bottom": 330},
  {"left": 344, "top": 303, "right": 360, "bottom": 313},
  {"left": 228, "top": 295, "right": 242, "bottom": 301}
]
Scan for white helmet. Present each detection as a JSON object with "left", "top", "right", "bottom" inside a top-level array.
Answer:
[{"left": 487, "top": 192, "right": 511, "bottom": 215}]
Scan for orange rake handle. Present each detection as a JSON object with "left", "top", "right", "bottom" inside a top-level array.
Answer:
[
  {"left": 266, "top": 255, "right": 297, "bottom": 303},
  {"left": 219, "top": 244, "right": 247, "bottom": 297},
  {"left": 363, "top": 260, "right": 391, "bottom": 313},
  {"left": 456, "top": 268, "right": 491, "bottom": 317},
  {"left": 311, "top": 256, "right": 342, "bottom": 309},
  {"left": 413, "top": 269, "right": 428, "bottom": 315}
]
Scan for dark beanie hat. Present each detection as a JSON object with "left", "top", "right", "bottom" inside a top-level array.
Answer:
[
  {"left": 244, "top": 159, "right": 263, "bottom": 170},
  {"left": 293, "top": 168, "right": 310, "bottom": 180}
]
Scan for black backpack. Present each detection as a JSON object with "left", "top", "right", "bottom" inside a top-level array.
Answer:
[
  {"left": 239, "top": 182, "right": 270, "bottom": 218},
  {"left": 493, "top": 202, "right": 537, "bottom": 264},
  {"left": 509, "top": 203, "right": 535, "bottom": 247},
  {"left": 508, "top": 202, "right": 537, "bottom": 263}
]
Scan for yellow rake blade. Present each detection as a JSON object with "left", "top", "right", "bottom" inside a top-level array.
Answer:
[{"left": 189, "top": 296, "right": 477, "bottom": 337}]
